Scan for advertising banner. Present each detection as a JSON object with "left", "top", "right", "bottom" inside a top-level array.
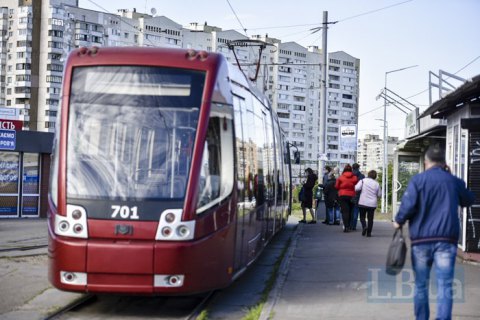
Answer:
[{"left": 340, "top": 125, "right": 357, "bottom": 152}]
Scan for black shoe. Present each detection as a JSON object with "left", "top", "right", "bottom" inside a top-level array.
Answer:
[
  {"left": 334, "top": 221, "right": 340, "bottom": 225},
  {"left": 343, "top": 226, "right": 349, "bottom": 232},
  {"left": 362, "top": 228, "right": 367, "bottom": 236},
  {"left": 322, "top": 221, "right": 328, "bottom": 224},
  {"left": 299, "top": 219, "right": 306, "bottom": 223},
  {"left": 308, "top": 220, "right": 317, "bottom": 224},
  {"left": 366, "top": 233, "right": 372, "bottom": 237}
]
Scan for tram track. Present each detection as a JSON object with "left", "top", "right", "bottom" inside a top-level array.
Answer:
[
  {"left": 0, "top": 244, "right": 48, "bottom": 253},
  {"left": 43, "top": 291, "right": 216, "bottom": 320}
]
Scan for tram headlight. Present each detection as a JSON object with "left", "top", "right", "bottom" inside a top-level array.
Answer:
[
  {"left": 161, "top": 227, "right": 172, "bottom": 237},
  {"left": 59, "top": 220, "right": 70, "bottom": 232},
  {"left": 73, "top": 224, "right": 83, "bottom": 234},
  {"left": 176, "top": 225, "right": 190, "bottom": 238},
  {"left": 164, "top": 212, "right": 175, "bottom": 223},
  {"left": 54, "top": 205, "right": 88, "bottom": 239},
  {"left": 155, "top": 209, "right": 195, "bottom": 241},
  {"left": 71, "top": 209, "right": 82, "bottom": 220},
  {"left": 60, "top": 271, "right": 87, "bottom": 285}
]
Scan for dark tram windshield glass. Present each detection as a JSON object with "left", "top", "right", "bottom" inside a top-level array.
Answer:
[{"left": 67, "top": 66, "right": 205, "bottom": 200}]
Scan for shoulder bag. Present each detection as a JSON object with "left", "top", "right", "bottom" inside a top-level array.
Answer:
[{"left": 385, "top": 227, "right": 407, "bottom": 275}]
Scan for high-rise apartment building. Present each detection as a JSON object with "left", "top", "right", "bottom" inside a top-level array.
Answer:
[
  {"left": 357, "top": 134, "right": 399, "bottom": 172},
  {"left": 326, "top": 51, "right": 360, "bottom": 168},
  {"left": 0, "top": 3, "right": 360, "bottom": 179}
]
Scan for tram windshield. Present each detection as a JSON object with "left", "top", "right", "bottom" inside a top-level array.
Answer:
[{"left": 66, "top": 66, "right": 205, "bottom": 200}]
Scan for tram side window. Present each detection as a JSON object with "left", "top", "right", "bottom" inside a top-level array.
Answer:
[{"left": 196, "top": 103, "right": 234, "bottom": 213}]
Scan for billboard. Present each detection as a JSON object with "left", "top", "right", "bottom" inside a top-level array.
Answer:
[{"left": 340, "top": 125, "right": 357, "bottom": 152}]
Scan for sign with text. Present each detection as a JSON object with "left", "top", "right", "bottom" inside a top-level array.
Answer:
[
  {"left": 340, "top": 125, "right": 357, "bottom": 152},
  {"left": 0, "top": 130, "right": 16, "bottom": 150},
  {"left": 0, "top": 108, "right": 20, "bottom": 120},
  {"left": 0, "top": 119, "right": 23, "bottom": 131},
  {"left": 404, "top": 108, "right": 419, "bottom": 138}
]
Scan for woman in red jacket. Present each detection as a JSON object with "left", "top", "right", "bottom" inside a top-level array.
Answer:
[{"left": 335, "top": 164, "right": 358, "bottom": 232}]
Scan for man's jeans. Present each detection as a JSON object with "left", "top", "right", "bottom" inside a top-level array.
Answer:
[
  {"left": 327, "top": 206, "right": 340, "bottom": 224},
  {"left": 411, "top": 242, "right": 457, "bottom": 320}
]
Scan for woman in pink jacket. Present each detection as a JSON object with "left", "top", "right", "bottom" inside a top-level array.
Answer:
[
  {"left": 335, "top": 164, "right": 358, "bottom": 232},
  {"left": 354, "top": 170, "right": 382, "bottom": 237}
]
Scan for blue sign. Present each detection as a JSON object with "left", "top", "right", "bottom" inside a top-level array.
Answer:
[{"left": 0, "top": 129, "right": 16, "bottom": 150}]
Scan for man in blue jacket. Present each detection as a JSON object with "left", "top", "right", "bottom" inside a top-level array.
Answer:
[{"left": 394, "top": 145, "right": 475, "bottom": 320}]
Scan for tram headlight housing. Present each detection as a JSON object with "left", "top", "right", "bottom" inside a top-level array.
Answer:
[
  {"left": 55, "top": 205, "right": 88, "bottom": 239},
  {"left": 155, "top": 209, "right": 195, "bottom": 241}
]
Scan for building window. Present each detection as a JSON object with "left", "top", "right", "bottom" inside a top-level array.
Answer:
[
  {"left": 48, "top": 30, "right": 63, "bottom": 37},
  {"left": 45, "top": 121, "right": 56, "bottom": 129},
  {"left": 46, "top": 76, "right": 62, "bottom": 83},
  {"left": 48, "top": 41, "right": 63, "bottom": 49},
  {"left": 48, "top": 53, "right": 62, "bottom": 60},
  {"left": 47, "top": 64, "right": 63, "bottom": 72}
]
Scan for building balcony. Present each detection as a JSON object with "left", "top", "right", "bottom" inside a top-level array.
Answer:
[
  {"left": 50, "top": 24, "right": 64, "bottom": 31},
  {"left": 18, "top": 114, "right": 30, "bottom": 122},
  {"left": 74, "top": 39, "right": 91, "bottom": 47},
  {"left": 15, "top": 69, "right": 32, "bottom": 76},
  {"left": 48, "top": 35, "right": 64, "bottom": 42},
  {"left": 16, "top": 46, "right": 32, "bottom": 53},
  {"left": 18, "top": 22, "right": 33, "bottom": 29},
  {"left": 45, "top": 92, "right": 60, "bottom": 99},
  {"left": 90, "top": 30, "right": 103, "bottom": 37},
  {"left": 15, "top": 81, "right": 32, "bottom": 87},
  {"left": 50, "top": 12, "right": 64, "bottom": 21},
  {"left": 16, "top": 57, "right": 32, "bottom": 64},
  {"left": 14, "top": 92, "right": 31, "bottom": 99},
  {"left": 48, "top": 46, "right": 63, "bottom": 54},
  {"left": 17, "top": 34, "right": 33, "bottom": 42},
  {"left": 46, "top": 69, "right": 63, "bottom": 77},
  {"left": 14, "top": 104, "right": 30, "bottom": 110}
]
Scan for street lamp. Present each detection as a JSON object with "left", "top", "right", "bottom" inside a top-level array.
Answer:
[
  {"left": 376, "top": 119, "right": 388, "bottom": 214},
  {"left": 382, "top": 65, "right": 418, "bottom": 215}
]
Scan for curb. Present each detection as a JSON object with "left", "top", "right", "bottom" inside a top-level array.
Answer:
[{"left": 258, "top": 222, "right": 302, "bottom": 320}]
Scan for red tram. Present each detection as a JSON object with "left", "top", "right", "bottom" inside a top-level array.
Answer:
[{"left": 47, "top": 47, "right": 292, "bottom": 294}]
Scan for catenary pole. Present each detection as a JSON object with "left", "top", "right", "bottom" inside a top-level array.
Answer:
[{"left": 319, "top": 11, "right": 328, "bottom": 175}]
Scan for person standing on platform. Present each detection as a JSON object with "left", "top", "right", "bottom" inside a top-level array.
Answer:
[
  {"left": 335, "top": 164, "right": 358, "bottom": 232},
  {"left": 319, "top": 166, "right": 332, "bottom": 224},
  {"left": 355, "top": 170, "right": 381, "bottom": 237},
  {"left": 350, "top": 163, "right": 365, "bottom": 230},
  {"left": 323, "top": 172, "right": 340, "bottom": 225},
  {"left": 394, "top": 145, "right": 475, "bottom": 320},
  {"left": 300, "top": 167, "right": 318, "bottom": 224}
]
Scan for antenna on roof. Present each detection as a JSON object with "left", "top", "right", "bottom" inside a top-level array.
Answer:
[{"left": 151, "top": 8, "right": 157, "bottom": 17}]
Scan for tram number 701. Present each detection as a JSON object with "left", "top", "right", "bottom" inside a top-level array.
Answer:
[{"left": 111, "top": 205, "right": 139, "bottom": 220}]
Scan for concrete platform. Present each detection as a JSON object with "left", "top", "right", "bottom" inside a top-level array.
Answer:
[{"left": 261, "top": 220, "right": 480, "bottom": 320}]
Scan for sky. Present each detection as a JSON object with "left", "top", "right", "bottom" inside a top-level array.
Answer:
[{"left": 79, "top": 0, "right": 480, "bottom": 140}]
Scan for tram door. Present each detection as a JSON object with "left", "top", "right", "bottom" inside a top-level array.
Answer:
[{"left": 392, "top": 152, "right": 423, "bottom": 219}]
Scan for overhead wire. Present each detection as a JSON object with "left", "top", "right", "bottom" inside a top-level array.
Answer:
[
  {"left": 226, "top": 0, "right": 248, "bottom": 36},
  {"left": 337, "top": 0, "right": 414, "bottom": 23}
]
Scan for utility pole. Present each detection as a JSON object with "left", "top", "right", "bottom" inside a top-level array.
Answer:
[{"left": 318, "top": 11, "right": 328, "bottom": 175}]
